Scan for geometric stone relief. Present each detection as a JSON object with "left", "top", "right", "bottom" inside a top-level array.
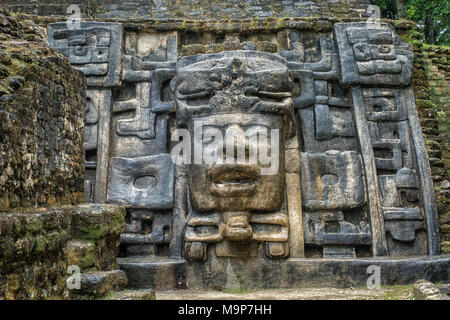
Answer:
[
  {"left": 114, "top": 82, "right": 156, "bottom": 140},
  {"left": 300, "top": 151, "right": 370, "bottom": 258},
  {"left": 111, "top": 81, "right": 169, "bottom": 158},
  {"left": 47, "top": 19, "right": 440, "bottom": 264},
  {"left": 107, "top": 30, "right": 178, "bottom": 256},
  {"left": 123, "top": 31, "right": 177, "bottom": 82},
  {"left": 378, "top": 168, "right": 420, "bottom": 208},
  {"left": 384, "top": 207, "right": 427, "bottom": 256},
  {"left": 363, "top": 88, "right": 408, "bottom": 121},
  {"left": 334, "top": 22, "right": 413, "bottom": 86},
  {"left": 83, "top": 90, "right": 99, "bottom": 203},
  {"left": 352, "top": 84, "right": 436, "bottom": 255},
  {"left": 84, "top": 90, "right": 100, "bottom": 152},
  {"left": 47, "top": 22, "right": 123, "bottom": 87},
  {"left": 107, "top": 154, "right": 174, "bottom": 209},
  {"left": 289, "top": 45, "right": 358, "bottom": 153},
  {"left": 83, "top": 89, "right": 112, "bottom": 203},
  {"left": 302, "top": 210, "right": 372, "bottom": 258},
  {"left": 121, "top": 210, "right": 172, "bottom": 256},
  {"left": 369, "top": 120, "right": 413, "bottom": 172},
  {"left": 300, "top": 151, "right": 366, "bottom": 210}
]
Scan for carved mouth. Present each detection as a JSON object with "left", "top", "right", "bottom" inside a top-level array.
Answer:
[
  {"left": 210, "top": 166, "right": 259, "bottom": 196},
  {"left": 215, "top": 171, "right": 254, "bottom": 185}
]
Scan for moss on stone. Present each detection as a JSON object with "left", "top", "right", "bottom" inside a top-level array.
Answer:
[
  {"left": 33, "top": 235, "right": 47, "bottom": 253},
  {"left": 78, "top": 226, "right": 103, "bottom": 241},
  {"left": 441, "top": 242, "right": 450, "bottom": 254}
]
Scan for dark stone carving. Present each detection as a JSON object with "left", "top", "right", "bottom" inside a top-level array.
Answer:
[
  {"left": 334, "top": 22, "right": 413, "bottom": 86},
  {"left": 107, "top": 154, "right": 174, "bottom": 209},
  {"left": 174, "top": 51, "right": 292, "bottom": 261},
  {"left": 85, "top": 90, "right": 100, "bottom": 151},
  {"left": 114, "top": 82, "right": 156, "bottom": 139},
  {"left": 44, "top": 15, "right": 443, "bottom": 288},
  {"left": 47, "top": 22, "right": 123, "bottom": 87},
  {"left": 300, "top": 151, "right": 366, "bottom": 210},
  {"left": 121, "top": 209, "right": 171, "bottom": 256}
]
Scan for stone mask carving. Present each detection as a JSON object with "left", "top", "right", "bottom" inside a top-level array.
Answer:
[
  {"left": 47, "top": 21, "right": 441, "bottom": 265},
  {"left": 174, "top": 52, "right": 293, "bottom": 257}
]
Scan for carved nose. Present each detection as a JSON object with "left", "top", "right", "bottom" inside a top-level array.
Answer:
[
  {"left": 229, "top": 219, "right": 249, "bottom": 228},
  {"left": 223, "top": 213, "right": 252, "bottom": 241}
]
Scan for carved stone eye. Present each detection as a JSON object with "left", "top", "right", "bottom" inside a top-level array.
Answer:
[
  {"left": 353, "top": 43, "right": 371, "bottom": 61},
  {"left": 379, "top": 45, "right": 391, "bottom": 54},
  {"left": 74, "top": 46, "right": 88, "bottom": 56},
  {"left": 321, "top": 173, "right": 339, "bottom": 186},
  {"left": 134, "top": 175, "right": 157, "bottom": 189}
]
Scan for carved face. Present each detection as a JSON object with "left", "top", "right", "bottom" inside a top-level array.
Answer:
[
  {"left": 62, "top": 28, "right": 112, "bottom": 74},
  {"left": 174, "top": 52, "right": 293, "bottom": 212},
  {"left": 188, "top": 113, "right": 285, "bottom": 212}
]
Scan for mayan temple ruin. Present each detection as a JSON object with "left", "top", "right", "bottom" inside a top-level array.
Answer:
[{"left": 0, "top": 0, "right": 449, "bottom": 301}]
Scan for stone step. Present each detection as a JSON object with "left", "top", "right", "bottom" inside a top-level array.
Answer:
[
  {"left": 102, "top": 289, "right": 156, "bottom": 300},
  {"left": 413, "top": 280, "right": 450, "bottom": 300},
  {"left": 437, "top": 283, "right": 450, "bottom": 295},
  {"left": 119, "top": 255, "right": 450, "bottom": 290},
  {"left": 72, "top": 270, "right": 128, "bottom": 297},
  {"left": 118, "top": 256, "right": 186, "bottom": 290}
]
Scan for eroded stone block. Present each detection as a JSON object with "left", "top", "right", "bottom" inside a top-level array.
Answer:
[
  {"left": 107, "top": 154, "right": 174, "bottom": 209},
  {"left": 334, "top": 22, "right": 413, "bottom": 85},
  {"left": 300, "top": 151, "right": 366, "bottom": 210},
  {"left": 47, "top": 22, "right": 123, "bottom": 87}
]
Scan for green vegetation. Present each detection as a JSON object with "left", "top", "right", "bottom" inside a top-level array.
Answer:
[
  {"left": 221, "top": 288, "right": 251, "bottom": 294},
  {"left": 379, "top": 284, "right": 415, "bottom": 300},
  {"left": 371, "top": 0, "right": 449, "bottom": 45}
]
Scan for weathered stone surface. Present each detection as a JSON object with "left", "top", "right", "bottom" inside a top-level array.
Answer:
[
  {"left": 413, "top": 280, "right": 450, "bottom": 300},
  {"left": 47, "top": 22, "right": 123, "bottom": 87},
  {"left": 0, "top": 9, "right": 85, "bottom": 212},
  {"left": 119, "top": 255, "right": 450, "bottom": 290},
  {"left": 65, "top": 241, "right": 96, "bottom": 270},
  {"left": 0, "top": 204, "right": 126, "bottom": 299},
  {"left": 73, "top": 270, "right": 128, "bottom": 296},
  {"left": 6, "top": 0, "right": 371, "bottom": 21},
  {"left": 1, "top": 0, "right": 448, "bottom": 294},
  {"left": 118, "top": 256, "right": 186, "bottom": 290},
  {"left": 103, "top": 289, "right": 155, "bottom": 300},
  {"left": 107, "top": 154, "right": 174, "bottom": 209},
  {"left": 438, "top": 283, "right": 450, "bottom": 295}
]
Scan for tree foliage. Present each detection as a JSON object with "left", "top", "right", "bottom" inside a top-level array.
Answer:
[{"left": 370, "top": 0, "right": 450, "bottom": 45}]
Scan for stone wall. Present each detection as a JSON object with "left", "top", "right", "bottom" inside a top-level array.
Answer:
[
  {"left": 0, "top": 7, "right": 85, "bottom": 211},
  {"left": 0, "top": 204, "right": 126, "bottom": 299},
  {"left": 5, "top": 0, "right": 371, "bottom": 20},
  {"left": 397, "top": 25, "right": 450, "bottom": 254}
]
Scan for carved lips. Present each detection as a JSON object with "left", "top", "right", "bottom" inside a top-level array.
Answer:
[{"left": 210, "top": 165, "right": 259, "bottom": 197}]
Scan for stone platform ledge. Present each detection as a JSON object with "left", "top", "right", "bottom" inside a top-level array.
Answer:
[
  {"left": 0, "top": 204, "right": 126, "bottom": 299},
  {"left": 118, "top": 256, "right": 186, "bottom": 291},
  {"left": 413, "top": 280, "right": 450, "bottom": 300},
  {"left": 118, "top": 255, "right": 450, "bottom": 290}
]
